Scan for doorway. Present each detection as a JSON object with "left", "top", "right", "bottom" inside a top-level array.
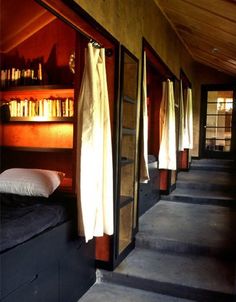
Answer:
[{"left": 200, "top": 85, "right": 236, "bottom": 158}]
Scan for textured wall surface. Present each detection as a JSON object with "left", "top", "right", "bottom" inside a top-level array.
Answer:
[
  {"left": 75, "top": 0, "right": 195, "bottom": 78},
  {"left": 74, "top": 0, "right": 233, "bottom": 157}
]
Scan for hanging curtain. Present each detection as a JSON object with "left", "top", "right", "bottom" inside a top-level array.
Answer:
[
  {"left": 139, "top": 51, "right": 150, "bottom": 183},
  {"left": 158, "top": 79, "right": 176, "bottom": 170},
  {"left": 76, "top": 42, "right": 113, "bottom": 242},
  {"left": 178, "top": 80, "right": 185, "bottom": 151},
  {"left": 183, "top": 87, "right": 193, "bottom": 149}
]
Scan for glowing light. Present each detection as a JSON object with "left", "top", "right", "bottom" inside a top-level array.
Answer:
[{"left": 217, "top": 97, "right": 233, "bottom": 111}]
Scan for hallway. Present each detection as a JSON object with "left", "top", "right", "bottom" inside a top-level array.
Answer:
[{"left": 79, "top": 159, "right": 236, "bottom": 302}]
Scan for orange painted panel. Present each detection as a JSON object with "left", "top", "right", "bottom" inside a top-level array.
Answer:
[{"left": 2, "top": 123, "right": 73, "bottom": 148}]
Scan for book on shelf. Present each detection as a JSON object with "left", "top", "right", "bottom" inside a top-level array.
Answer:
[
  {"left": 0, "top": 63, "right": 43, "bottom": 88},
  {"left": 6, "top": 97, "right": 74, "bottom": 118}
]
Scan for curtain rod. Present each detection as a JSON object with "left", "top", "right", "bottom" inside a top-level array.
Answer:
[{"left": 89, "top": 39, "right": 113, "bottom": 57}]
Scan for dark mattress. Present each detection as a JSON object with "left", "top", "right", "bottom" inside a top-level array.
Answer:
[{"left": 0, "top": 193, "right": 70, "bottom": 253}]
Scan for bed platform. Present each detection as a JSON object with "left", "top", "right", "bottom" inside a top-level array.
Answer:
[{"left": 0, "top": 192, "right": 95, "bottom": 302}]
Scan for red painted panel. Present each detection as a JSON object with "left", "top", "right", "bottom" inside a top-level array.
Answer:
[
  {"left": 95, "top": 235, "right": 111, "bottom": 261},
  {"left": 1, "top": 18, "right": 76, "bottom": 85},
  {"left": 1, "top": 149, "right": 73, "bottom": 177},
  {"left": 178, "top": 149, "right": 189, "bottom": 170},
  {"left": 160, "top": 169, "right": 168, "bottom": 190},
  {"left": 146, "top": 63, "right": 163, "bottom": 157}
]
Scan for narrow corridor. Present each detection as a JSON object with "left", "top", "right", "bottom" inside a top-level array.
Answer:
[{"left": 80, "top": 159, "right": 236, "bottom": 302}]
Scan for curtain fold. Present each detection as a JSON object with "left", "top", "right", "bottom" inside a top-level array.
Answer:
[
  {"left": 178, "top": 80, "right": 185, "bottom": 151},
  {"left": 76, "top": 42, "right": 113, "bottom": 242},
  {"left": 158, "top": 79, "right": 177, "bottom": 170},
  {"left": 183, "top": 87, "right": 193, "bottom": 149},
  {"left": 139, "top": 51, "right": 150, "bottom": 183}
]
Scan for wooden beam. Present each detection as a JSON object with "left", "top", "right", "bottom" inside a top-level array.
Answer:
[
  {"left": 157, "top": 0, "right": 236, "bottom": 37},
  {"left": 194, "top": 55, "right": 236, "bottom": 76}
]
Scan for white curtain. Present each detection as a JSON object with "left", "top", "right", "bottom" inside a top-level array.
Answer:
[
  {"left": 139, "top": 51, "right": 150, "bottom": 183},
  {"left": 158, "top": 79, "right": 177, "bottom": 170},
  {"left": 183, "top": 87, "right": 193, "bottom": 149},
  {"left": 76, "top": 42, "right": 113, "bottom": 242},
  {"left": 178, "top": 80, "right": 185, "bottom": 151}
]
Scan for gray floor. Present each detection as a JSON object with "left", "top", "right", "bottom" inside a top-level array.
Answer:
[
  {"left": 79, "top": 159, "right": 236, "bottom": 301},
  {"left": 136, "top": 200, "right": 236, "bottom": 255},
  {"left": 113, "top": 247, "right": 235, "bottom": 294}
]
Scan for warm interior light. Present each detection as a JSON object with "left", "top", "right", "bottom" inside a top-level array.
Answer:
[
  {"left": 225, "top": 98, "right": 233, "bottom": 111},
  {"left": 217, "top": 97, "right": 233, "bottom": 112},
  {"left": 217, "top": 97, "right": 224, "bottom": 111}
]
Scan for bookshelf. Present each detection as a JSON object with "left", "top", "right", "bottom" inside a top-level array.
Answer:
[
  {"left": 0, "top": 86, "right": 74, "bottom": 122},
  {"left": 0, "top": 13, "right": 77, "bottom": 194}
]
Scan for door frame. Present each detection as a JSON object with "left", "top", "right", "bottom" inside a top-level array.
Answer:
[{"left": 200, "top": 84, "right": 236, "bottom": 159}]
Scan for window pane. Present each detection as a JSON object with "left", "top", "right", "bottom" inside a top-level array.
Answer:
[
  {"left": 205, "top": 139, "right": 231, "bottom": 152},
  {"left": 206, "top": 90, "right": 233, "bottom": 153}
]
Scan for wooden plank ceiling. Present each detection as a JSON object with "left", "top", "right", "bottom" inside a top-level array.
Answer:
[
  {"left": 154, "top": 0, "right": 236, "bottom": 76},
  {"left": 0, "top": 0, "right": 56, "bottom": 53}
]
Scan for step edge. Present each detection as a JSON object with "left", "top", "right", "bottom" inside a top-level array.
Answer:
[
  {"left": 101, "top": 270, "right": 235, "bottom": 302},
  {"left": 135, "top": 237, "right": 236, "bottom": 259}
]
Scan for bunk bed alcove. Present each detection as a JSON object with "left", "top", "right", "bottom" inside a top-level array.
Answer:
[
  {"left": 138, "top": 56, "right": 160, "bottom": 216},
  {"left": 178, "top": 69, "right": 192, "bottom": 171},
  {"left": 0, "top": 0, "right": 118, "bottom": 301},
  {"left": 139, "top": 39, "right": 177, "bottom": 200}
]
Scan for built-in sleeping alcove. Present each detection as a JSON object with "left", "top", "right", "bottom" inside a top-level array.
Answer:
[
  {"left": 139, "top": 39, "right": 177, "bottom": 206},
  {"left": 178, "top": 69, "right": 192, "bottom": 171},
  {"left": 0, "top": 0, "right": 119, "bottom": 301}
]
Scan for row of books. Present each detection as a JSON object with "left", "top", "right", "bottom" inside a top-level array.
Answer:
[
  {"left": 0, "top": 63, "right": 43, "bottom": 88},
  {"left": 7, "top": 97, "right": 73, "bottom": 118}
]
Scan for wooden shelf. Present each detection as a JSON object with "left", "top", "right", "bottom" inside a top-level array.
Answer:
[
  {"left": 7, "top": 117, "right": 73, "bottom": 123},
  {"left": 118, "top": 239, "right": 130, "bottom": 254},
  {"left": 123, "top": 95, "right": 136, "bottom": 104},
  {"left": 122, "top": 128, "right": 136, "bottom": 135},
  {"left": 0, "top": 84, "right": 73, "bottom": 92},
  {"left": 1, "top": 146, "right": 73, "bottom": 153},
  {"left": 120, "top": 195, "right": 133, "bottom": 208},
  {"left": 121, "top": 158, "right": 134, "bottom": 166}
]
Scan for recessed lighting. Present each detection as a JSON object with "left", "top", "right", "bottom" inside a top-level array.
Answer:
[{"left": 212, "top": 48, "right": 219, "bottom": 53}]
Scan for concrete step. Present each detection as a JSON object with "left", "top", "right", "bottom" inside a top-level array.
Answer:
[
  {"left": 176, "top": 170, "right": 236, "bottom": 192},
  {"left": 161, "top": 188, "right": 235, "bottom": 208},
  {"left": 79, "top": 281, "right": 195, "bottom": 302},
  {"left": 177, "top": 170, "right": 235, "bottom": 184},
  {"left": 136, "top": 201, "right": 236, "bottom": 258},
  {"left": 191, "top": 159, "right": 236, "bottom": 172},
  {"left": 101, "top": 248, "right": 236, "bottom": 302},
  {"left": 191, "top": 164, "right": 235, "bottom": 172},
  {"left": 176, "top": 180, "right": 235, "bottom": 192}
]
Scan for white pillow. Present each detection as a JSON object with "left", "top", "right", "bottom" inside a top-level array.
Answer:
[{"left": 0, "top": 168, "right": 65, "bottom": 197}]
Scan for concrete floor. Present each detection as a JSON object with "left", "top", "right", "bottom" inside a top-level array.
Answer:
[
  {"left": 136, "top": 200, "right": 236, "bottom": 256},
  {"left": 80, "top": 282, "right": 195, "bottom": 302},
  {"left": 79, "top": 159, "right": 236, "bottom": 301}
]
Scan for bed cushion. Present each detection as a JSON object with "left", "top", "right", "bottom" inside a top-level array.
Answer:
[
  {"left": 0, "top": 193, "right": 69, "bottom": 252},
  {"left": 0, "top": 168, "right": 65, "bottom": 197}
]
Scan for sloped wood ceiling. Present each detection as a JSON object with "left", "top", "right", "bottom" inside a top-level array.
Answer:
[
  {"left": 155, "top": 0, "right": 236, "bottom": 76},
  {"left": 0, "top": 0, "right": 56, "bottom": 53}
]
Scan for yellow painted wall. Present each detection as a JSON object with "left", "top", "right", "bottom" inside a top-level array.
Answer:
[
  {"left": 74, "top": 0, "right": 233, "bottom": 157},
  {"left": 75, "top": 0, "right": 195, "bottom": 79}
]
